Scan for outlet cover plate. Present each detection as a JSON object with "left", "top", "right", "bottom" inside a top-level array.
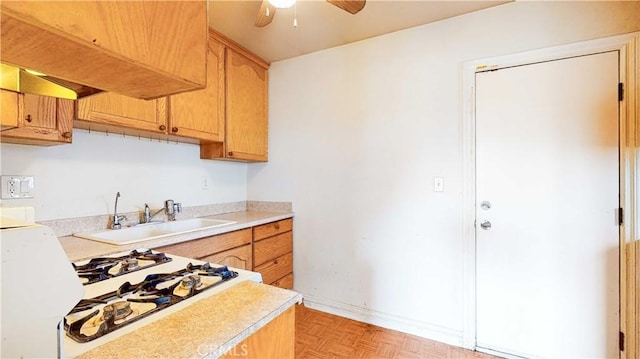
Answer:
[{"left": 1, "top": 175, "right": 35, "bottom": 199}]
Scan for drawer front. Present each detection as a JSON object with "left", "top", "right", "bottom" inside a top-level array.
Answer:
[
  {"left": 272, "top": 273, "right": 293, "bottom": 290},
  {"left": 253, "top": 231, "right": 293, "bottom": 267},
  {"left": 254, "top": 252, "right": 293, "bottom": 285},
  {"left": 157, "top": 228, "right": 251, "bottom": 259},
  {"left": 200, "top": 244, "right": 252, "bottom": 270},
  {"left": 253, "top": 218, "right": 293, "bottom": 242}
]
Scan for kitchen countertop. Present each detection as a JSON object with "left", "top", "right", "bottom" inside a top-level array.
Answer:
[
  {"left": 74, "top": 280, "right": 303, "bottom": 359},
  {"left": 59, "top": 211, "right": 293, "bottom": 261}
]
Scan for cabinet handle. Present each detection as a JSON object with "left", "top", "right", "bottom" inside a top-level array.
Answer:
[
  {"left": 62, "top": 132, "right": 72, "bottom": 139},
  {"left": 274, "top": 223, "right": 280, "bottom": 230},
  {"left": 159, "top": 125, "right": 166, "bottom": 131},
  {"left": 228, "top": 151, "right": 234, "bottom": 157},
  {"left": 274, "top": 259, "right": 279, "bottom": 265},
  {"left": 25, "top": 114, "right": 33, "bottom": 123},
  {"left": 171, "top": 127, "right": 178, "bottom": 133}
]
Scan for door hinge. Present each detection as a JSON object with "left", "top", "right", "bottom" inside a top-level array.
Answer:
[
  {"left": 618, "top": 208, "right": 624, "bottom": 226},
  {"left": 619, "top": 331, "right": 625, "bottom": 351},
  {"left": 619, "top": 83, "right": 624, "bottom": 101}
]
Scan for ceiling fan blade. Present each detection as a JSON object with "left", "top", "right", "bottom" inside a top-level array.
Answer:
[
  {"left": 254, "top": 0, "right": 277, "bottom": 27},
  {"left": 326, "top": 0, "right": 366, "bottom": 15}
]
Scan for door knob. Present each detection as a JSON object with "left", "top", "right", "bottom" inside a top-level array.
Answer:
[{"left": 480, "top": 220, "right": 492, "bottom": 230}]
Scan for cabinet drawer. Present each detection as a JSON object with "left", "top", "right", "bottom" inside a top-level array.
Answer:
[
  {"left": 200, "top": 244, "right": 252, "bottom": 270},
  {"left": 253, "top": 219, "right": 292, "bottom": 242},
  {"left": 271, "top": 273, "right": 293, "bottom": 290},
  {"left": 253, "top": 231, "right": 292, "bottom": 267},
  {"left": 254, "top": 252, "right": 293, "bottom": 285},
  {"left": 157, "top": 228, "right": 251, "bottom": 259}
]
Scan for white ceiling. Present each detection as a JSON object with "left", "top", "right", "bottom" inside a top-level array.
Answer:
[{"left": 208, "top": 0, "right": 512, "bottom": 63}]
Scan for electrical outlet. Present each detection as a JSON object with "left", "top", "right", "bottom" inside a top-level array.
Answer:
[
  {"left": 1, "top": 175, "right": 35, "bottom": 199},
  {"left": 201, "top": 176, "right": 209, "bottom": 190}
]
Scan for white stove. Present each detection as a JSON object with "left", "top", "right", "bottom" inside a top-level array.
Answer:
[
  {"left": 0, "top": 220, "right": 261, "bottom": 359},
  {"left": 62, "top": 250, "right": 262, "bottom": 358}
]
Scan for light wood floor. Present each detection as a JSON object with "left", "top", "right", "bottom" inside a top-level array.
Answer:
[{"left": 295, "top": 304, "right": 501, "bottom": 359}]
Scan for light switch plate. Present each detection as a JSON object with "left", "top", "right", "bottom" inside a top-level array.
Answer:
[
  {"left": 433, "top": 177, "right": 444, "bottom": 192},
  {"left": 1, "top": 175, "right": 35, "bottom": 199}
]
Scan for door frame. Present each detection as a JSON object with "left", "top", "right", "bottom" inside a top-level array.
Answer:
[{"left": 461, "top": 32, "right": 639, "bottom": 358}]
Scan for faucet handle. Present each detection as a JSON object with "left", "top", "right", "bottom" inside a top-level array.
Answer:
[
  {"left": 165, "top": 199, "right": 174, "bottom": 214},
  {"left": 144, "top": 204, "right": 151, "bottom": 222},
  {"left": 175, "top": 202, "right": 182, "bottom": 213}
]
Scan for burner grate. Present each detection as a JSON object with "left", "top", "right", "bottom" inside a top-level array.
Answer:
[{"left": 73, "top": 249, "right": 172, "bottom": 285}]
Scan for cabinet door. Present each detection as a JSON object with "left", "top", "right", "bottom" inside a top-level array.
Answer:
[
  {"left": 1, "top": 90, "right": 19, "bottom": 129},
  {"left": 1, "top": 93, "right": 73, "bottom": 145},
  {"left": 168, "top": 37, "right": 225, "bottom": 142},
  {"left": 222, "top": 305, "right": 295, "bottom": 359},
  {"left": 200, "top": 244, "right": 252, "bottom": 270},
  {"left": 77, "top": 92, "right": 167, "bottom": 133},
  {"left": 224, "top": 48, "right": 268, "bottom": 161}
]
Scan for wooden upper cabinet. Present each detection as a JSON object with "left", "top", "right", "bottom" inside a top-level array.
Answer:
[
  {"left": 0, "top": 1, "right": 207, "bottom": 99},
  {"left": 225, "top": 48, "right": 269, "bottom": 161},
  {"left": 1, "top": 90, "right": 19, "bottom": 129},
  {"left": 200, "top": 31, "right": 269, "bottom": 162},
  {"left": 77, "top": 92, "right": 167, "bottom": 133},
  {"left": 168, "top": 37, "right": 225, "bottom": 142},
  {"left": 1, "top": 90, "right": 73, "bottom": 145}
]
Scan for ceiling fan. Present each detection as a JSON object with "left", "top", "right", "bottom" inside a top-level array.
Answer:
[{"left": 254, "top": 0, "right": 366, "bottom": 27}]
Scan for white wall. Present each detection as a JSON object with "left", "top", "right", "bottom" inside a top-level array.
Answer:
[
  {"left": 0, "top": 129, "right": 247, "bottom": 221},
  {"left": 247, "top": 1, "right": 640, "bottom": 344}
]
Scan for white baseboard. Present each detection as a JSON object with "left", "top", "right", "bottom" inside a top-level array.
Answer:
[{"left": 300, "top": 293, "right": 466, "bottom": 349}]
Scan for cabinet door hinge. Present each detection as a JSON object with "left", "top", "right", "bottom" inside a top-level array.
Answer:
[
  {"left": 619, "top": 83, "right": 624, "bottom": 102},
  {"left": 619, "top": 331, "right": 625, "bottom": 351},
  {"left": 618, "top": 208, "right": 624, "bottom": 226}
]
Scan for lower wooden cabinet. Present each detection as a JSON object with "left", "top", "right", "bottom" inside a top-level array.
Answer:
[
  {"left": 253, "top": 219, "right": 294, "bottom": 289},
  {"left": 1, "top": 90, "right": 74, "bottom": 145},
  {"left": 201, "top": 244, "right": 252, "bottom": 270},
  {"left": 155, "top": 218, "right": 294, "bottom": 289},
  {"left": 222, "top": 305, "right": 295, "bottom": 359},
  {"left": 157, "top": 228, "right": 252, "bottom": 268}
]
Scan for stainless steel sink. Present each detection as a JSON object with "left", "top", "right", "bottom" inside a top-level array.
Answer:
[{"left": 74, "top": 218, "right": 236, "bottom": 245}]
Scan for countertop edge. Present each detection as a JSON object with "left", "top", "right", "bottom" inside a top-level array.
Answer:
[{"left": 206, "top": 292, "right": 303, "bottom": 358}]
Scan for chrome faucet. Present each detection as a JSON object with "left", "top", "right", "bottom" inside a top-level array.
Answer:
[
  {"left": 165, "top": 199, "right": 182, "bottom": 221},
  {"left": 143, "top": 203, "right": 165, "bottom": 224},
  {"left": 112, "top": 192, "right": 126, "bottom": 229},
  {"left": 141, "top": 200, "right": 182, "bottom": 223}
]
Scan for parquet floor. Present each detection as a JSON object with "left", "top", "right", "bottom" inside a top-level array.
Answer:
[{"left": 295, "top": 304, "right": 501, "bottom": 359}]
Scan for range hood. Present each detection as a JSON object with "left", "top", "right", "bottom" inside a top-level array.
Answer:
[{"left": 0, "top": 63, "right": 103, "bottom": 100}]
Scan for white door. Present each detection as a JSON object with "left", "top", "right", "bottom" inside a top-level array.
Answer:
[{"left": 475, "top": 51, "right": 620, "bottom": 358}]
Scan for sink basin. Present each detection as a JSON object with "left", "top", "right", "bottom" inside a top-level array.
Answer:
[{"left": 74, "top": 218, "right": 236, "bottom": 245}]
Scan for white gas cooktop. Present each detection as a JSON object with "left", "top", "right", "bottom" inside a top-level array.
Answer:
[{"left": 61, "top": 249, "right": 262, "bottom": 358}]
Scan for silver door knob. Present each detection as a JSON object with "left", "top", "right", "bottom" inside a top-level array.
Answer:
[{"left": 480, "top": 220, "right": 492, "bottom": 230}]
